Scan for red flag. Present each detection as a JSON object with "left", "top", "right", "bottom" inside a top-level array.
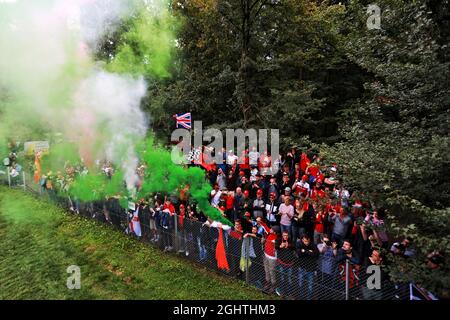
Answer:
[
  {"left": 216, "top": 228, "right": 230, "bottom": 272},
  {"left": 194, "top": 152, "right": 215, "bottom": 171},
  {"left": 307, "top": 163, "right": 320, "bottom": 177},
  {"left": 34, "top": 152, "right": 42, "bottom": 183},
  {"left": 300, "top": 153, "right": 310, "bottom": 171}
]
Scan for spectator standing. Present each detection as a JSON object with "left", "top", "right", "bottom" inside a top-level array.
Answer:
[
  {"left": 242, "top": 190, "right": 252, "bottom": 217},
  {"left": 249, "top": 165, "right": 259, "bottom": 183},
  {"left": 275, "top": 231, "right": 296, "bottom": 297},
  {"left": 252, "top": 189, "right": 265, "bottom": 219},
  {"left": 279, "top": 197, "right": 294, "bottom": 239},
  {"left": 361, "top": 248, "right": 385, "bottom": 300},
  {"left": 336, "top": 240, "right": 361, "bottom": 298},
  {"left": 261, "top": 223, "right": 279, "bottom": 294},
  {"left": 216, "top": 168, "right": 227, "bottom": 190},
  {"left": 162, "top": 199, "right": 176, "bottom": 252},
  {"left": 267, "top": 175, "right": 279, "bottom": 199},
  {"left": 292, "top": 174, "right": 310, "bottom": 197},
  {"left": 258, "top": 151, "right": 272, "bottom": 176},
  {"left": 265, "top": 192, "right": 280, "bottom": 227},
  {"left": 313, "top": 210, "right": 327, "bottom": 245},
  {"left": 226, "top": 150, "right": 238, "bottom": 166},
  {"left": 292, "top": 197, "right": 314, "bottom": 242},
  {"left": 241, "top": 211, "right": 253, "bottom": 234},
  {"left": 329, "top": 207, "right": 352, "bottom": 246},
  {"left": 229, "top": 220, "right": 244, "bottom": 277},
  {"left": 278, "top": 187, "right": 294, "bottom": 204},
  {"left": 227, "top": 162, "right": 239, "bottom": 191},
  {"left": 278, "top": 173, "right": 291, "bottom": 195},
  {"left": 317, "top": 234, "right": 338, "bottom": 295},
  {"left": 177, "top": 204, "right": 188, "bottom": 254},
  {"left": 334, "top": 184, "right": 350, "bottom": 208},
  {"left": 243, "top": 225, "right": 264, "bottom": 288},
  {"left": 210, "top": 183, "right": 222, "bottom": 206},
  {"left": 276, "top": 163, "right": 291, "bottom": 186},
  {"left": 149, "top": 198, "right": 163, "bottom": 242},
  {"left": 233, "top": 187, "right": 244, "bottom": 221},
  {"left": 296, "top": 235, "right": 319, "bottom": 300},
  {"left": 248, "top": 147, "right": 259, "bottom": 166},
  {"left": 285, "top": 148, "right": 299, "bottom": 171}
]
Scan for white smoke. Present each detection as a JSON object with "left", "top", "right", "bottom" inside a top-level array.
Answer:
[
  {"left": 0, "top": 0, "right": 152, "bottom": 192},
  {"left": 74, "top": 70, "right": 148, "bottom": 191}
]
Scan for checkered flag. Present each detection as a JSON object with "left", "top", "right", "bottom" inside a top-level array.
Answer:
[{"left": 186, "top": 149, "right": 201, "bottom": 162}]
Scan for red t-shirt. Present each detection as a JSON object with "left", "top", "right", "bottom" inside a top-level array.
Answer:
[
  {"left": 314, "top": 213, "right": 325, "bottom": 233},
  {"left": 311, "top": 187, "right": 326, "bottom": 200},
  {"left": 163, "top": 203, "right": 175, "bottom": 215},
  {"left": 226, "top": 195, "right": 234, "bottom": 210},
  {"left": 308, "top": 164, "right": 320, "bottom": 177},
  {"left": 264, "top": 233, "right": 277, "bottom": 258},
  {"left": 230, "top": 230, "right": 243, "bottom": 240},
  {"left": 240, "top": 155, "right": 250, "bottom": 170}
]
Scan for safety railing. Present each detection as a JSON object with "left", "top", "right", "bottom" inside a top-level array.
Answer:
[{"left": 0, "top": 170, "right": 411, "bottom": 300}]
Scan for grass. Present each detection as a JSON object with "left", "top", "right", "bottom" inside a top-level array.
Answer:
[{"left": 0, "top": 186, "right": 269, "bottom": 300}]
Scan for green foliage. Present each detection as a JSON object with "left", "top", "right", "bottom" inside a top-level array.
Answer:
[
  {"left": 140, "top": 0, "right": 367, "bottom": 147},
  {"left": 321, "top": 0, "right": 450, "bottom": 297}
]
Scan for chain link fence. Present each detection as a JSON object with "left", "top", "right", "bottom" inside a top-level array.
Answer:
[{"left": 0, "top": 170, "right": 412, "bottom": 300}]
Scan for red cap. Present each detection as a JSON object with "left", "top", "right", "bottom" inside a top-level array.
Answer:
[
  {"left": 239, "top": 170, "right": 245, "bottom": 176},
  {"left": 257, "top": 189, "right": 263, "bottom": 195},
  {"left": 270, "top": 191, "right": 276, "bottom": 197},
  {"left": 353, "top": 200, "right": 362, "bottom": 208},
  {"left": 244, "top": 211, "right": 251, "bottom": 217},
  {"left": 243, "top": 190, "right": 249, "bottom": 196},
  {"left": 302, "top": 174, "right": 308, "bottom": 181}
]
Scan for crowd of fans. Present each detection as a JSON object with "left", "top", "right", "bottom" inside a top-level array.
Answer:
[
  {"left": 141, "top": 147, "right": 442, "bottom": 299},
  {"left": 2, "top": 143, "right": 445, "bottom": 300}
]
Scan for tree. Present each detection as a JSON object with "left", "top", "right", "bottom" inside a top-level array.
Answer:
[
  {"left": 322, "top": 0, "right": 450, "bottom": 297},
  {"left": 145, "top": 1, "right": 367, "bottom": 148}
]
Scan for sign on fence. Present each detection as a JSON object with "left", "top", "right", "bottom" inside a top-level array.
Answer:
[{"left": 24, "top": 141, "right": 50, "bottom": 156}]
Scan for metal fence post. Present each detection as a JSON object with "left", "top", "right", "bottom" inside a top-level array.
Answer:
[
  {"left": 345, "top": 259, "right": 350, "bottom": 300},
  {"left": 245, "top": 238, "right": 250, "bottom": 284},
  {"left": 22, "top": 171, "right": 26, "bottom": 191},
  {"left": 174, "top": 213, "right": 178, "bottom": 252},
  {"left": 7, "top": 167, "right": 11, "bottom": 187}
]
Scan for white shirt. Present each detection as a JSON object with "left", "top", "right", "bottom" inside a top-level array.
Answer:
[
  {"left": 227, "top": 154, "right": 238, "bottom": 165},
  {"left": 265, "top": 202, "right": 278, "bottom": 222},
  {"left": 249, "top": 168, "right": 258, "bottom": 182},
  {"left": 210, "top": 221, "right": 231, "bottom": 231},
  {"left": 294, "top": 180, "right": 310, "bottom": 193},
  {"left": 211, "top": 190, "right": 222, "bottom": 206},
  {"left": 248, "top": 151, "right": 259, "bottom": 165}
]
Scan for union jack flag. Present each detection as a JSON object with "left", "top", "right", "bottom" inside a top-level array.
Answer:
[{"left": 174, "top": 113, "right": 192, "bottom": 129}]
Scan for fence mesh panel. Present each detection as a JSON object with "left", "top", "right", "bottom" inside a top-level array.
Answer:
[{"left": 0, "top": 170, "right": 411, "bottom": 300}]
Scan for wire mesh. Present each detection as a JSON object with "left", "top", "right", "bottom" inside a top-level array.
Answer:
[{"left": 0, "top": 171, "right": 412, "bottom": 300}]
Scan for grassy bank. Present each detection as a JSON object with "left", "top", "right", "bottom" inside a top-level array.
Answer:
[{"left": 0, "top": 186, "right": 268, "bottom": 300}]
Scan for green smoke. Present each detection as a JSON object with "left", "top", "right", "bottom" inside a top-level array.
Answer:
[
  {"left": 68, "top": 165, "right": 126, "bottom": 203},
  {"left": 0, "top": 1, "right": 229, "bottom": 225},
  {"left": 40, "top": 142, "right": 80, "bottom": 174},
  {"left": 135, "top": 137, "right": 232, "bottom": 226},
  {"left": 106, "top": 2, "right": 179, "bottom": 79},
  {"left": 64, "top": 135, "right": 232, "bottom": 226}
]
